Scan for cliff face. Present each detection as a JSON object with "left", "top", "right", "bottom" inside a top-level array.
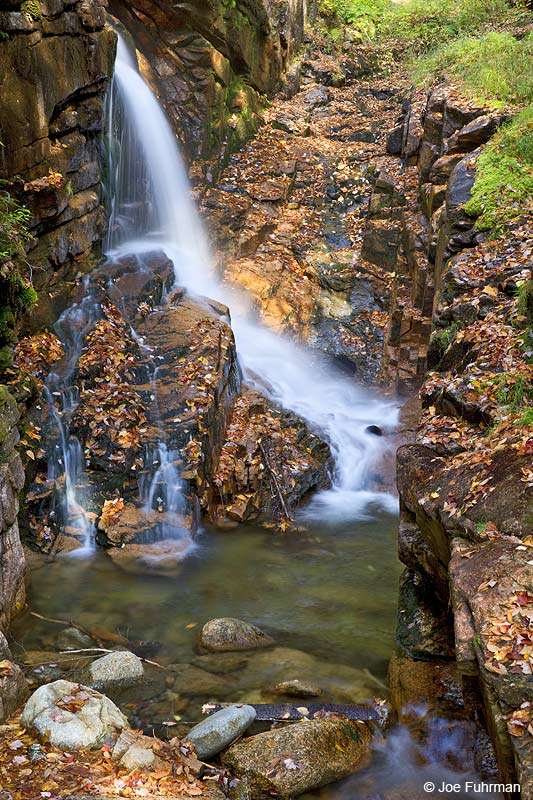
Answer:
[
  {"left": 0, "top": 0, "right": 115, "bottom": 628},
  {"left": 0, "top": 388, "right": 26, "bottom": 634},
  {"left": 108, "top": 0, "right": 309, "bottom": 163},
  {"left": 0, "top": 0, "right": 115, "bottom": 323},
  {"left": 381, "top": 86, "right": 533, "bottom": 791}
]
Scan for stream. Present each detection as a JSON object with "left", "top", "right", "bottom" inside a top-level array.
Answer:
[{"left": 12, "top": 32, "right": 501, "bottom": 800}]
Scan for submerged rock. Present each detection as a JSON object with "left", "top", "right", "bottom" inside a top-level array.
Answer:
[
  {"left": 21, "top": 680, "right": 128, "bottom": 749},
  {"left": 221, "top": 717, "right": 372, "bottom": 797},
  {"left": 199, "top": 618, "right": 275, "bottom": 653},
  {"left": 273, "top": 679, "right": 322, "bottom": 698},
  {"left": 186, "top": 704, "right": 257, "bottom": 759}
]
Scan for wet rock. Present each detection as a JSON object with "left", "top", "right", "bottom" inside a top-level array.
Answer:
[
  {"left": 365, "top": 425, "right": 383, "bottom": 436},
  {"left": 80, "top": 651, "right": 144, "bottom": 699},
  {"left": 21, "top": 680, "right": 128, "bottom": 749},
  {"left": 55, "top": 627, "right": 96, "bottom": 651},
  {"left": 221, "top": 718, "right": 372, "bottom": 797},
  {"left": 273, "top": 679, "right": 322, "bottom": 698},
  {"left": 186, "top": 704, "right": 256, "bottom": 759},
  {"left": 0, "top": 660, "right": 29, "bottom": 723},
  {"left": 192, "top": 652, "right": 251, "bottom": 674},
  {"left": 199, "top": 618, "right": 275, "bottom": 653},
  {"left": 106, "top": 537, "right": 196, "bottom": 575},
  {"left": 170, "top": 663, "right": 235, "bottom": 698}
]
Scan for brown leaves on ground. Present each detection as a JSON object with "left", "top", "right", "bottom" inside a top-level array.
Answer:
[
  {"left": 0, "top": 717, "right": 214, "bottom": 800},
  {"left": 417, "top": 221, "right": 533, "bottom": 523},
  {"left": 483, "top": 590, "right": 533, "bottom": 678}
]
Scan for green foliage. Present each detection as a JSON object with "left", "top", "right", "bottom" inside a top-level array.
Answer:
[
  {"left": 319, "top": 0, "right": 390, "bottom": 38},
  {"left": 495, "top": 372, "right": 532, "bottom": 410},
  {"left": 463, "top": 107, "right": 533, "bottom": 233},
  {"left": 0, "top": 185, "right": 32, "bottom": 262},
  {"left": 429, "top": 321, "right": 461, "bottom": 364},
  {"left": 517, "top": 279, "right": 533, "bottom": 324},
  {"left": 20, "top": 0, "right": 42, "bottom": 20},
  {"left": 379, "top": 0, "right": 522, "bottom": 55},
  {"left": 520, "top": 407, "right": 533, "bottom": 425},
  {"left": 413, "top": 32, "right": 533, "bottom": 105}
]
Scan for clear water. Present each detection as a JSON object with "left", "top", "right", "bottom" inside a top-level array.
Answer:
[{"left": 15, "top": 515, "right": 400, "bottom": 686}]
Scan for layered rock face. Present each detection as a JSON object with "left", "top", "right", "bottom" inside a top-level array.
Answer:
[
  {"left": 0, "top": 387, "right": 26, "bottom": 633},
  {"left": 0, "top": 0, "right": 115, "bottom": 306},
  {"left": 108, "top": 0, "right": 309, "bottom": 163},
  {"left": 384, "top": 85, "right": 533, "bottom": 790}
]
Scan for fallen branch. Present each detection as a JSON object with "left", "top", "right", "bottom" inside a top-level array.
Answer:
[
  {"left": 259, "top": 441, "right": 293, "bottom": 523},
  {"left": 27, "top": 612, "right": 169, "bottom": 670}
]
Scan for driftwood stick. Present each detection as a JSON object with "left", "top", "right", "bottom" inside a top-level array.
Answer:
[
  {"left": 259, "top": 441, "right": 293, "bottom": 522},
  {"left": 28, "top": 612, "right": 169, "bottom": 670},
  {"left": 29, "top": 611, "right": 106, "bottom": 646}
]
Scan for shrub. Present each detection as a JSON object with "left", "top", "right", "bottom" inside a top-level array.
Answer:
[
  {"left": 463, "top": 106, "right": 533, "bottom": 232},
  {"left": 413, "top": 31, "right": 533, "bottom": 105},
  {"left": 379, "top": 0, "right": 521, "bottom": 54},
  {"left": 0, "top": 186, "right": 32, "bottom": 262},
  {"left": 319, "top": 0, "right": 390, "bottom": 38}
]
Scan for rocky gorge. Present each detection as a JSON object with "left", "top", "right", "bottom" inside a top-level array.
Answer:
[{"left": 0, "top": 0, "right": 533, "bottom": 798}]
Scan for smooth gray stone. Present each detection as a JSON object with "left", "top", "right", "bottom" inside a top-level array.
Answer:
[{"left": 186, "top": 703, "right": 256, "bottom": 759}]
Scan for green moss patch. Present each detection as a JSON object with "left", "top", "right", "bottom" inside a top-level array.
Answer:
[{"left": 464, "top": 107, "right": 533, "bottom": 233}]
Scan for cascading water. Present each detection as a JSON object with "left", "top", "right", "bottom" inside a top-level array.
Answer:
[{"left": 107, "top": 35, "right": 399, "bottom": 522}]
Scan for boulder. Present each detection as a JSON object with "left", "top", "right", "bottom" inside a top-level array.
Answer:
[
  {"left": 446, "top": 113, "right": 506, "bottom": 155},
  {"left": 199, "top": 618, "right": 275, "bottom": 653},
  {"left": 81, "top": 651, "right": 144, "bottom": 699},
  {"left": 0, "top": 660, "right": 29, "bottom": 722},
  {"left": 186, "top": 704, "right": 257, "bottom": 759},
  {"left": 21, "top": 680, "right": 128, "bottom": 749},
  {"left": 221, "top": 718, "right": 372, "bottom": 797}
]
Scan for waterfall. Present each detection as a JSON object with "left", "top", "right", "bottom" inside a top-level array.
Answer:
[{"left": 107, "top": 33, "right": 399, "bottom": 523}]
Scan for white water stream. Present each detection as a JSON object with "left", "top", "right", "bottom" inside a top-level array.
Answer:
[{"left": 106, "top": 34, "right": 399, "bottom": 523}]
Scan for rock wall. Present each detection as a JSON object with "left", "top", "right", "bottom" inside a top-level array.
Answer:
[
  {"left": 0, "top": 0, "right": 115, "bottom": 629},
  {"left": 0, "top": 0, "right": 116, "bottom": 326},
  {"left": 0, "top": 387, "right": 26, "bottom": 634},
  {"left": 384, "top": 85, "right": 533, "bottom": 792},
  {"left": 108, "top": 0, "right": 310, "bottom": 165}
]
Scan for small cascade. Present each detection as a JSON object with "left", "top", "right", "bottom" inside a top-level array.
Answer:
[
  {"left": 43, "top": 284, "right": 103, "bottom": 553},
  {"left": 107, "top": 33, "right": 399, "bottom": 523}
]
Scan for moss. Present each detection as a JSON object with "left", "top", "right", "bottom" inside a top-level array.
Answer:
[
  {"left": 20, "top": 0, "right": 42, "bottom": 20},
  {"left": 428, "top": 321, "right": 462, "bottom": 367},
  {"left": 463, "top": 107, "right": 533, "bottom": 234},
  {"left": 517, "top": 279, "right": 533, "bottom": 325}
]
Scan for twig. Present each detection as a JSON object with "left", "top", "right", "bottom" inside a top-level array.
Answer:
[
  {"left": 258, "top": 441, "right": 293, "bottom": 523},
  {"left": 29, "top": 611, "right": 105, "bottom": 646},
  {"left": 28, "top": 612, "right": 169, "bottom": 670}
]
